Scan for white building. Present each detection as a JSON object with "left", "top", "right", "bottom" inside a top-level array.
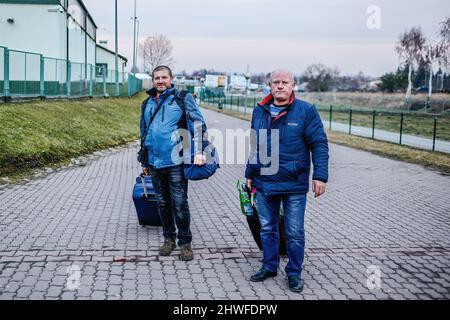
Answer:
[
  {"left": 204, "top": 74, "right": 228, "bottom": 91},
  {"left": 229, "top": 75, "right": 247, "bottom": 90},
  {"left": 0, "top": 0, "right": 127, "bottom": 80},
  {"left": 95, "top": 44, "right": 128, "bottom": 81}
]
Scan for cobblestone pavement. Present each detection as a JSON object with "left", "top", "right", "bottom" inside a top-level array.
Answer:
[{"left": 0, "top": 108, "right": 449, "bottom": 300}]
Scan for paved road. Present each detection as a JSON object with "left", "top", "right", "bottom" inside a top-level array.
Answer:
[{"left": 0, "top": 107, "right": 449, "bottom": 300}]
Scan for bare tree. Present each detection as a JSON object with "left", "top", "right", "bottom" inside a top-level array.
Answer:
[
  {"left": 302, "top": 63, "right": 333, "bottom": 92},
  {"left": 396, "top": 27, "right": 426, "bottom": 109},
  {"left": 438, "top": 17, "right": 450, "bottom": 91},
  {"left": 139, "top": 35, "right": 175, "bottom": 73},
  {"left": 421, "top": 41, "right": 443, "bottom": 105},
  {"left": 330, "top": 66, "right": 340, "bottom": 102}
]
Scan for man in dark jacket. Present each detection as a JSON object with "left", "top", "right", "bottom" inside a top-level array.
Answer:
[
  {"left": 245, "top": 69, "right": 329, "bottom": 292},
  {"left": 139, "top": 65, "right": 206, "bottom": 261}
]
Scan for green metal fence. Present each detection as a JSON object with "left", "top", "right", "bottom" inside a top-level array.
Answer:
[
  {"left": 1, "top": 45, "right": 142, "bottom": 100},
  {"left": 199, "top": 91, "right": 450, "bottom": 152},
  {"left": 0, "top": 46, "right": 5, "bottom": 95},
  {"left": 318, "top": 106, "right": 450, "bottom": 151}
]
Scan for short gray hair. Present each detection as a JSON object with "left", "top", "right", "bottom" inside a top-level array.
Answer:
[{"left": 270, "top": 69, "right": 295, "bottom": 83}]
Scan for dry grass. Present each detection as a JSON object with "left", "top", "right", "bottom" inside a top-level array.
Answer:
[
  {"left": 0, "top": 93, "right": 146, "bottom": 181},
  {"left": 300, "top": 92, "right": 450, "bottom": 112}
]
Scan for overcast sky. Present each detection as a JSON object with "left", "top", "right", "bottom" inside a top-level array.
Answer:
[{"left": 83, "top": 0, "right": 449, "bottom": 76}]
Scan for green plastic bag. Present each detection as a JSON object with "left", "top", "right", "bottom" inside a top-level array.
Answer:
[
  {"left": 237, "top": 180, "right": 254, "bottom": 216},
  {"left": 236, "top": 180, "right": 284, "bottom": 216}
]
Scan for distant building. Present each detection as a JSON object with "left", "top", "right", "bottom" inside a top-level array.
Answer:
[
  {"left": 229, "top": 75, "right": 247, "bottom": 90},
  {"left": 369, "top": 80, "right": 382, "bottom": 91},
  {"left": 95, "top": 44, "right": 128, "bottom": 80},
  {"left": 133, "top": 73, "right": 152, "bottom": 90},
  {"left": 204, "top": 74, "right": 228, "bottom": 91}
]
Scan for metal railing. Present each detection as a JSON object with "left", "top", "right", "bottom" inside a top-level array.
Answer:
[{"left": 0, "top": 45, "right": 142, "bottom": 100}]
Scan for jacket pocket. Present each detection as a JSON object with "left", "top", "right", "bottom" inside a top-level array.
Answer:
[
  {"left": 294, "top": 160, "right": 310, "bottom": 175},
  {"left": 263, "top": 161, "right": 297, "bottom": 182}
]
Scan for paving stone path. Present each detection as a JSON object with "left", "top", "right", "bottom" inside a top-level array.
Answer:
[{"left": 0, "top": 108, "right": 449, "bottom": 300}]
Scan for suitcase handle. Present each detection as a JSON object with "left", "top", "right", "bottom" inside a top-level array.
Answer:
[{"left": 140, "top": 173, "right": 149, "bottom": 198}]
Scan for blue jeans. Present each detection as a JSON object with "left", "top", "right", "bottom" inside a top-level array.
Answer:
[
  {"left": 149, "top": 165, "right": 192, "bottom": 246},
  {"left": 256, "top": 192, "right": 307, "bottom": 278}
]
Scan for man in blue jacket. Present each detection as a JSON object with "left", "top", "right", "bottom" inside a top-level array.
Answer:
[
  {"left": 139, "top": 65, "right": 206, "bottom": 261},
  {"left": 245, "top": 69, "right": 329, "bottom": 292}
]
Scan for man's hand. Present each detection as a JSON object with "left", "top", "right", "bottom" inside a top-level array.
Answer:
[
  {"left": 194, "top": 154, "right": 206, "bottom": 166},
  {"left": 312, "top": 180, "right": 326, "bottom": 198},
  {"left": 143, "top": 167, "right": 150, "bottom": 176},
  {"left": 246, "top": 179, "right": 253, "bottom": 189}
]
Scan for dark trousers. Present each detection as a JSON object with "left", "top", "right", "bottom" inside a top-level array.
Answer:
[{"left": 149, "top": 165, "right": 192, "bottom": 246}]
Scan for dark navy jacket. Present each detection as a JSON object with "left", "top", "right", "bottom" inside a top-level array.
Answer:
[{"left": 245, "top": 93, "right": 329, "bottom": 195}]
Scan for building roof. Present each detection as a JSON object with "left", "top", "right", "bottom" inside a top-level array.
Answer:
[{"left": 96, "top": 43, "right": 128, "bottom": 63}]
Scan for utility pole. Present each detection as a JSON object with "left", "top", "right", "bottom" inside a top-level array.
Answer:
[
  {"left": 132, "top": 0, "right": 137, "bottom": 75},
  {"left": 135, "top": 19, "right": 140, "bottom": 73},
  {"left": 244, "top": 64, "right": 251, "bottom": 114},
  {"left": 115, "top": 0, "right": 119, "bottom": 96}
]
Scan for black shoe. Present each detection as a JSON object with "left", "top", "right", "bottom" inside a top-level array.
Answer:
[
  {"left": 250, "top": 268, "right": 277, "bottom": 282},
  {"left": 288, "top": 276, "right": 304, "bottom": 293}
]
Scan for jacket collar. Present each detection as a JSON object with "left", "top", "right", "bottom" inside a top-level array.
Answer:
[
  {"left": 146, "top": 84, "right": 176, "bottom": 98},
  {"left": 258, "top": 92, "right": 296, "bottom": 111}
]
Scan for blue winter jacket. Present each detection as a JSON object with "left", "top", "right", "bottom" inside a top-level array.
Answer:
[
  {"left": 245, "top": 93, "right": 329, "bottom": 195},
  {"left": 139, "top": 85, "right": 206, "bottom": 169}
]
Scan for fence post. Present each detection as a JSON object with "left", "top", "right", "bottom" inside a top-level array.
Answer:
[
  {"left": 4, "top": 48, "right": 10, "bottom": 99},
  {"left": 329, "top": 105, "right": 333, "bottom": 130},
  {"left": 244, "top": 94, "right": 248, "bottom": 115},
  {"left": 89, "top": 64, "right": 93, "bottom": 97},
  {"left": 40, "top": 55, "right": 45, "bottom": 98},
  {"left": 237, "top": 96, "right": 240, "bottom": 112},
  {"left": 399, "top": 113, "right": 404, "bottom": 145},
  {"left": 79, "top": 63, "right": 83, "bottom": 96},
  {"left": 348, "top": 109, "right": 352, "bottom": 134},
  {"left": 432, "top": 116, "right": 437, "bottom": 151},
  {"left": 115, "top": 69, "right": 120, "bottom": 97},
  {"left": 127, "top": 73, "right": 132, "bottom": 97},
  {"left": 371, "top": 110, "right": 376, "bottom": 139},
  {"left": 67, "top": 61, "right": 71, "bottom": 97},
  {"left": 102, "top": 67, "right": 107, "bottom": 98},
  {"left": 24, "top": 52, "right": 27, "bottom": 94}
]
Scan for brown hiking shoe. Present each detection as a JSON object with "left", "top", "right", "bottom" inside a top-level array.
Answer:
[
  {"left": 180, "top": 243, "right": 194, "bottom": 261},
  {"left": 159, "top": 239, "right": 176, "bottom": 256}
]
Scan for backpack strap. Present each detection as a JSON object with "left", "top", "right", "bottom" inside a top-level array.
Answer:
[
  {"left": 139, "top": 96, "right": 152, "bottom": 148},
  {"left": 174, "top": 89, "right": 189, "bottom": 113}
]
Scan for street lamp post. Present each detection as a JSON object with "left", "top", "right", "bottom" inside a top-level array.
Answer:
[
  {"left": 132, "top": 0, "right": 137, "bottom": 75},
  {"left": 244, "top": 70, "right": 251, "bottom": 114},
  {"left": 135, "top": 19, "right": 140, "bottom": 73}
]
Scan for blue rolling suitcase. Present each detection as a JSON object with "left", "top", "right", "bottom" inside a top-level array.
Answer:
[{"left": 132, "top": 174, "right": 162, "bottom": 226}]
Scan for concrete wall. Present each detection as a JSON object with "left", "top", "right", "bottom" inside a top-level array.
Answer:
[{"left": 0, "top": 3, "right": 65, "bottom": 59}]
